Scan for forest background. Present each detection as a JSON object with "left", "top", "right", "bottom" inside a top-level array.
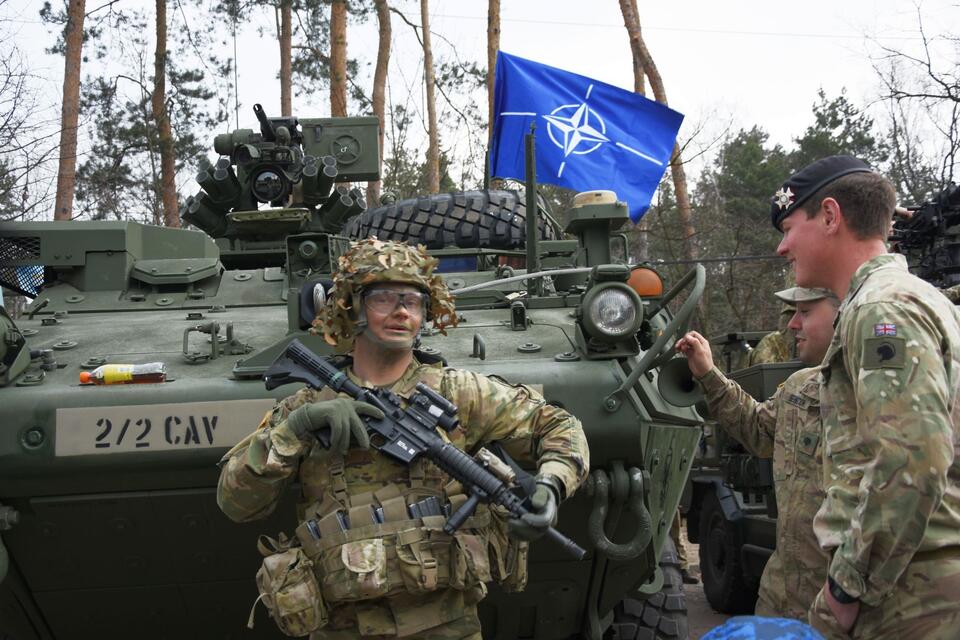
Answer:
[{"left": 2, "top": 0, "right": 959, "bottom": 339}]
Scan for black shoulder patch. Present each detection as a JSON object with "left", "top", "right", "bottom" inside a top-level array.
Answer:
[{"left": 862, "top": 337, "right": 906, "bottom": 370}]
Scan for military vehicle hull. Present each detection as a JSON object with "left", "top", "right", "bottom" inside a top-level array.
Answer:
[
  {"left": 1, "top": 106, "right": 704, "bottom": 639},
  {"left": 0, "top": 274, "right": 700, "bottom": 638}
]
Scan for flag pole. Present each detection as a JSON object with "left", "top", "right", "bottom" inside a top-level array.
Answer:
[{"left": 524, "top": 123, "right": 540, "bottom": 296}]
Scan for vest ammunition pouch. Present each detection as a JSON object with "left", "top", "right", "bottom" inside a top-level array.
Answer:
[
  {"left": 487, "top": 506, "right": 530, "bottom": 592},
  {"left": 295, "top": 510, "right": 494, "bottom": 605},
  {"left": 249, "top": 534, "right": 328, "bottom": 636}
]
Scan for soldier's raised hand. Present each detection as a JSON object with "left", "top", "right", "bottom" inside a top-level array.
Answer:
[
  {"left": 286, "top": 398, "right": 384, "bottom": 453},
  {"left": 674, "top": 331, "right": 713, "bottom": 378}
]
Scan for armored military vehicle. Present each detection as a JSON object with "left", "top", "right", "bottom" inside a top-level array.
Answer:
[
  {"left": 890, "top": 182, "right": 960, "bottom": 288},
  {"left": 0, "top": 105, "right": 704, "bottom": 639}
]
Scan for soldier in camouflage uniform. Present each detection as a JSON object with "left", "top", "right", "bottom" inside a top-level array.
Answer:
[
  {"left": 676, "top": 286, "right": 838, "bottom": 620},
  {"left": 669, "top": 510, "right": 696, "bottom": 584},
  {"left": 218, "top": 238, "right": 589, "bottom": 639},
  {"left": 747, "top": 304, "right": 797, "bottom": 366},
  {"left": 773, "top": 156, "right": 960, "bottom": 639},
  {"left": 941, "top": 283, "right": 960, "bottom": 305}
]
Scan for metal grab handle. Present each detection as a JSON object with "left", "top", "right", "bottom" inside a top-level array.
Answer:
[
  {"left": 604, "top": 264, "right": 705, "bottom": 410},
  {"left": 585, "top": 467, "right": 652, "bottom": 561}
]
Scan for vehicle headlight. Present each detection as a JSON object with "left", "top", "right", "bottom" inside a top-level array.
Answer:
[{"left": 581, "top": 282, "right": 643, "bottom": 341}]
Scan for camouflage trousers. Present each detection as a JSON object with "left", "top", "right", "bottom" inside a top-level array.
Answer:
[
  {"left": 311, "top": 589, "right": 483, "bottom": 639},
  {"left": 669, "top": 511, "right": 689, "bottom": 571},
  {"left": 808, "top": 556, "right": 960, "bottom": 639}
]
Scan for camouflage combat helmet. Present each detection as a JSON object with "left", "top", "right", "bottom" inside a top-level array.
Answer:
[{"left": 314, "top": 237, "right": 458, "bottom": 350}]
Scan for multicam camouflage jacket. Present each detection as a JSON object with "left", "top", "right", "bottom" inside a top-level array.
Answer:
[
  {"left": 813, "top": 253, "right": 960, "bottom": 608},
  {"left": 748, "top": 330, "right": 795, "bottom": 366},
  {"left": 698, "top": 365, "right": 829, "bottom": 620},
  {"left": 218, "top": 356, "right": 589, "bottom": 521},
  {"left": 217, "top": 356, "right": 589, "bottom": 636},
  {"left": 942, "top": 283, "right": 960, "bottom": 305}
]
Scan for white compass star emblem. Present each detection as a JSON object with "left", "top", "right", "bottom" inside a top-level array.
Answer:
[
  {"left": 498, "top": 83, "right": 665, "bottom": 180},
  {"left": 543, "top": 103, "right": 609, "bottom": 157}
]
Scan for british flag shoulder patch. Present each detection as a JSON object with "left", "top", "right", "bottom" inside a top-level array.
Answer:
[{"left": 874, "top": 323, "right": 897, "bottom": 337}]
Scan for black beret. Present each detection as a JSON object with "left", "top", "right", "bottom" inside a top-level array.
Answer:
[{"left": 770, "top": 155, "right": 873, "bottom": 231}]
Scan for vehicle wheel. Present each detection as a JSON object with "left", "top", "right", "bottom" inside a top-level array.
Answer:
[
  {"left": 342, "top": 190, "right": 558, "bottom": 249},
  {"left": 605, "top": 538, "right": 689, "bottom": 640},
  {"left": 699, "top": 489, "right": 757, "bottom": 614}
]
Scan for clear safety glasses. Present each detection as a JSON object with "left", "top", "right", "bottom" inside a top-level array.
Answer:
[{"left": 363, "top": 289, "right": 427, "bottom": 315}]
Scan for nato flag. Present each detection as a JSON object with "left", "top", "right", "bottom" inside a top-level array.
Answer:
[{"left": 490, "top": 51, "right": 684, "bottom": 222}]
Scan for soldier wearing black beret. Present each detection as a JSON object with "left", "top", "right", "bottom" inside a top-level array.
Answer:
[{"left": 773, "top": 156, "right": 960, "bottom": 639}]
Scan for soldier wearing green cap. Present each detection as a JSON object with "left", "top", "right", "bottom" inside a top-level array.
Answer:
[
  {"left": 217, "top": 238, "right": 589, "bottom": 639},
  {"left": 773, "top": 156, "right": 960, "bottom": 639},
  {"left": 676, "top": 286, "right": 839, "bottom": 620}
]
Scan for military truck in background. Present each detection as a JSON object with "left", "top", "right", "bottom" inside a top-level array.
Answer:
[
  {"left": 680, "top": 181, "right": 960, "bottom": 615},
  {"left": 0, "top": 105, "right": 706, "bottom": 639}
]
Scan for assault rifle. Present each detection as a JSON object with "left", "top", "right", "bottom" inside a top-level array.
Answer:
[
  {"left": 264, "top": 338, "right": 587, "bottom": 559},
  {"left": 891, "top": 183, "right": 960, "bottom": 287}
]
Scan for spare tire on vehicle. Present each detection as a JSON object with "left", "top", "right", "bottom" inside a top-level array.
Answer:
[{"left": 343, "top": 190, "right": 559, "bottom": 249}]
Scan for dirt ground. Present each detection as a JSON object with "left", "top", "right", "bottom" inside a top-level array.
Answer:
[{"left": 678, "top": 530, "right": 733, "bottom": 639}]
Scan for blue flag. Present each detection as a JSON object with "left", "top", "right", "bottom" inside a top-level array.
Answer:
[{"left": 490, "top": 51, "right": 684, "bottom": 222}]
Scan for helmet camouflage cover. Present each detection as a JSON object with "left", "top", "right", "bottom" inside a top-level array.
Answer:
[{"left": 314, "top": 237, "right": 459, "bottom": 350}]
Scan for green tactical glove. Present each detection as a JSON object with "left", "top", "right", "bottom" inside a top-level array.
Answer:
[
  {"left": 285, "top": 398, "right": 384, "bottom": 454},
  {"left": 507, "top": 476, "right": 561, "bottom": 542}
]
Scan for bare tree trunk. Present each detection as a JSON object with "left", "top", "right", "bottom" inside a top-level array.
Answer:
[
  {"left": 53, "top": 0, "right": 86, "bottom": 221},
  {"left": 153, "top": 0, "right": 179, "bottom": 227},
  {"left": 486, "top": 0, "right": 500, "bottom": 143},
  {"left": 329, "top": 0, "right": 347, "bottom": 117},
  {"left": 629, "top": 29, "right": 696, "bottom": 262},
  {"left": 618, "top": 0, "right": 649, "bottom": 261},
  {"left": 421, "top": 0, "right": 439, "bottom": 192},
  {"left": 486, "top": 0, "right": 502, "bottom": 189},
  {"left": 367, "top": 0, "right": 391, "bottom": 206},
  {"left": 619, "top": 0, "right": 645, "bottom": 96},
  {"left": 279, "top": 0, "right": 292, "bottom": 116}
]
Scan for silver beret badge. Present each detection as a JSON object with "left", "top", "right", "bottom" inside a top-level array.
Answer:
[{"left": 774, "top": 186, "right": 795, "bottom": 211}]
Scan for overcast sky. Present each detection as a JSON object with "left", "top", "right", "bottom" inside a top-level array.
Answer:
[
  {"left": 427, "top": 1, "right": 959, "bottom": 159},
  {"left": 5, "top": 0, "right": 960, "bottom": 179}
]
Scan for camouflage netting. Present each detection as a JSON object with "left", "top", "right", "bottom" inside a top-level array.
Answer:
[{"left": 313, "top": 237, "right": 459, "bottom": 351}]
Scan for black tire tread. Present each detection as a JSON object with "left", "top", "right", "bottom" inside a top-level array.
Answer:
[
  {"left": 606, "top": 538, "right": 690, "bottom": 640},
  {"left": 343, "top": 190, "right": 558, "bottom": 249},
  {"left": 698, "top": 490, "right": 758, "bottom": 614}
]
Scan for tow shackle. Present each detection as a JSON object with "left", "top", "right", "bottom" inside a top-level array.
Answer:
[{"left": 585, "top": 463, "right": 652, "bottom": 561}]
